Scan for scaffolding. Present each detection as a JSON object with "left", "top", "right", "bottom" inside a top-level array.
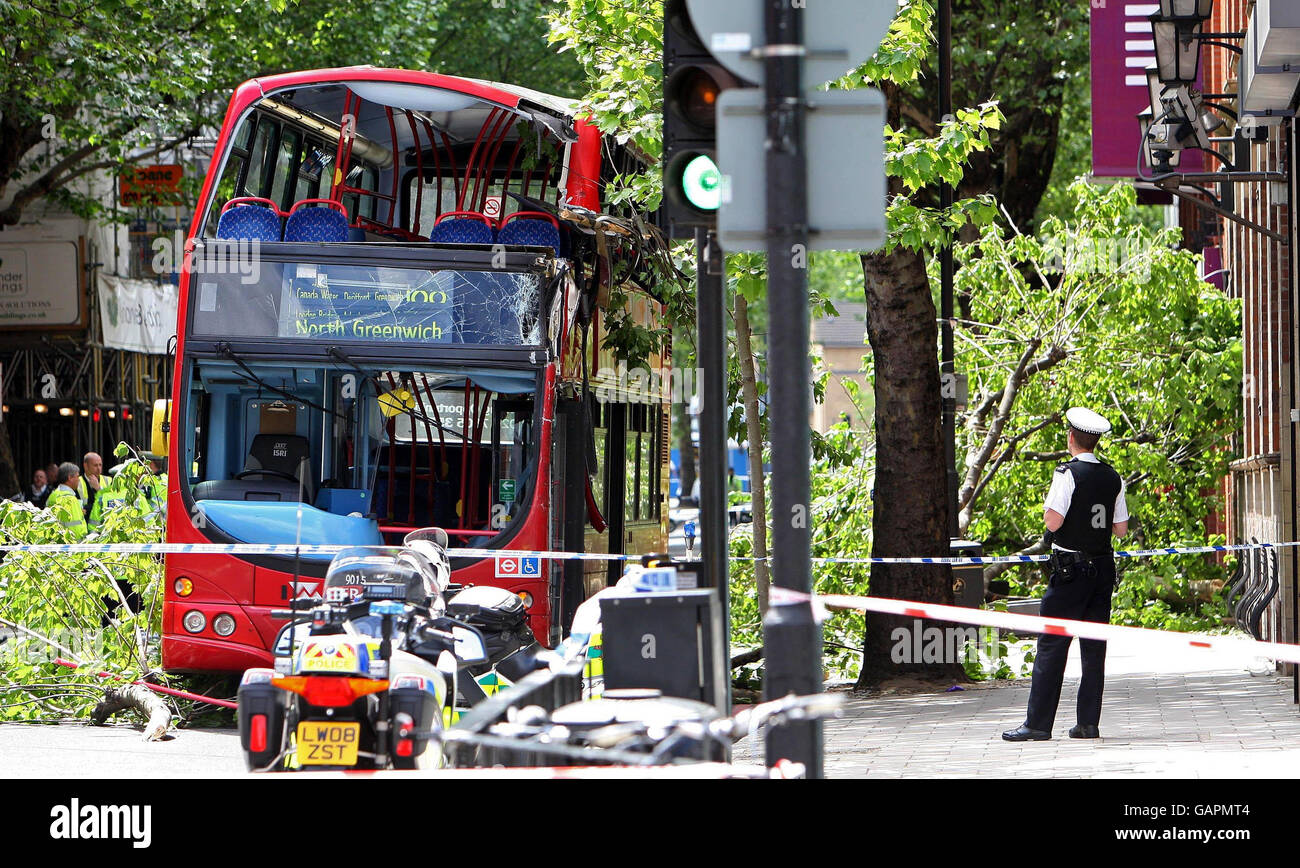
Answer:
[{"left": 1, "top": 233, "right": 171, "bottom": 475}]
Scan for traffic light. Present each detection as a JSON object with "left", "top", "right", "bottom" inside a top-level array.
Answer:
[{"left": 661, "top": 0, "right": 751, "bottom": 238}]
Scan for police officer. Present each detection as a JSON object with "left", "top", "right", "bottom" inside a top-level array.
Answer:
[
  {"left": 78, "top": 451, "right": 104, "bottom": 520},
  {"left": 46, "top": 462, "right": 88, "bottom": 540},
  {"left": 1002, "top": 407, "right": 1128, "bottom": 742},
  {"left": 88, "top": 468, "right": 130, "bottom": 529}
]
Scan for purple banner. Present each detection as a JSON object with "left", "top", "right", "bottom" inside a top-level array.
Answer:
[{"left": 1091, "top": 2, "right": 1202, "bottom": 177}]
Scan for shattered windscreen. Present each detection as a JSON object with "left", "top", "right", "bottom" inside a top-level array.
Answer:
[{"left": 190, "top": 258, "right": 544, "bottom": 347}]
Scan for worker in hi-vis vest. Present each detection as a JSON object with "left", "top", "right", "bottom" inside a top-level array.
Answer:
[
  {"left": 47, "top": 462, "right": 88, "bottom": 539},
  {"left": 88, "top": 469, "right": 131, "bottom": 529}
]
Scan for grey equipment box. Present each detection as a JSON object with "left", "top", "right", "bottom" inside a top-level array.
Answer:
[
  {"left": 600, "top": 589, "right": 727, "bottom": 711},
  {"left": 951, "top": 539, "right": 985, "bottom": 608}
]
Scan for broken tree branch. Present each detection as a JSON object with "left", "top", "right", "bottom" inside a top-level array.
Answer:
[
  {"left": 731, "top": 647, "right": 764, "bottom": 668},
  {"left": 91, "top": 684, "right": 170, "bottom": 742}
]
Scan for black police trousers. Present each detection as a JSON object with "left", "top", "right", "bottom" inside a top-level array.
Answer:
[{"left": 1024, "top": 556, "right": 1116, "bottom": 731}]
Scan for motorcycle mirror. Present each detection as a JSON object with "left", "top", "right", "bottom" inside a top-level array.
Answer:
[
  {"left": 272, "top": 621, "right": 309, "bottom": 657},
  {"left": 450, "top": 624, "right": 488, "bottom": 668}
]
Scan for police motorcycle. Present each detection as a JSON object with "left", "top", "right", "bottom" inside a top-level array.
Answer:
[{"left": 236, "top": 545, "right": 490, "bottom": 771}]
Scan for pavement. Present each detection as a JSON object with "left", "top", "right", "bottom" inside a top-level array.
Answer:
[
  {"left": 3, "top": 630, "right": 1297, "bottom": 778},
  {"left": 733, "top": 634, "right": 1300, "bottom": 778},
  {"left": 0, "top": 720, "right": 242, "bottom": 778}
]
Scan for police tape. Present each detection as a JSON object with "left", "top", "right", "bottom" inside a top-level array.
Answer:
[
  {"left": 764, "top": 585, "right": 1300, "bottom": 666},
  {"left": 0, "top": 539, "right": 1296, "bottom": 566}
]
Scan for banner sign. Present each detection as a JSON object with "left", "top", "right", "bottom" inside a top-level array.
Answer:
[
  {"left": 1090, "top": 2, "right": 1202, "bottom": 177},
  {"left": 97, "top": 273, "right": 178, "bottom": 354},
  {"left": 119, "top": 165, "right": 183, "bottom": 206},
  {"left": 0, "top": 240, "right": 82, "bottom": 329}
]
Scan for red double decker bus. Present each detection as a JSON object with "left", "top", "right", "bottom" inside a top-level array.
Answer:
[{"left": 160, "top": 68, "right": 671, "bottom": 672}]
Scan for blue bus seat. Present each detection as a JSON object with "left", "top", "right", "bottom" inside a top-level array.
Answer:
[
  {"left": 497, "top": 211, "right": 561, "bottom": 255},
  {"left": 216, "top": 198, "right": 283, "bottom": 242},
  {"left": 429, "top": 211, "right": 495, "bottom": 245},
  {"left": 284, "top": 198, "right": 350, "bottom": 243}
]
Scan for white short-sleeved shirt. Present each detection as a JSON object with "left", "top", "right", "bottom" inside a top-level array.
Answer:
[{"left": 1044, "top": 452, "right": 1128, "bottom": 551}]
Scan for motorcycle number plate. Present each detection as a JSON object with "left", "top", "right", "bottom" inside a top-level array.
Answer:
[{"left": 296, "top": 722, "right": 361, "bottom": 766}]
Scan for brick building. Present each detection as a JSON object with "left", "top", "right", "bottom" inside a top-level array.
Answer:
[{"left": 1202, "top": 0, "right": 1297, "bottom": 683}]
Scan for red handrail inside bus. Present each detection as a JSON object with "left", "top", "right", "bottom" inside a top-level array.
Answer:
[
  {"left": 500, "top": 210, "right": 560, "bottom": 230},
  {"left": 221, "top": 196, "right": 284, "bottom": 215},
  {"left": 288, "top": 197, "right": 349, "bottom": 216},
  {"left": 433, "top": 210, "right": 494, "bottom": 227}
]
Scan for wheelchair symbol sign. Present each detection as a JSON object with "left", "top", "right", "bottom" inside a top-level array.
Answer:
[{"left": 496, "top": 555, "right": 541, "bottom": 579}]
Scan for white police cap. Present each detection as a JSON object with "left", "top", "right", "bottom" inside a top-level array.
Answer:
[{"left": 1066, "top": 407, "right": 1111, "bottom": 436}]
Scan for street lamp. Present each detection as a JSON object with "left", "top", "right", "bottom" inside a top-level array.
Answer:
[
  {"left": 1159, "top": 0, "right": 1213, "bottom": 19},
  {"left": 1132, "top": 1, "right": 1290, "bottom": 242},
  {"left": 1147, "top": 67, "right": 1172, "bottom": 121},
  {"left": 1150, "top": 12, "right": 1204, "bottom": 84}
]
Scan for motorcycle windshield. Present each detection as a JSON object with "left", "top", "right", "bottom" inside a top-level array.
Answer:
[
  {"left": 324, "top": 546, "right": 428, "bottom": 603},
  {"left": 347, "top": 614, "right": 410, "bottom": 647}
]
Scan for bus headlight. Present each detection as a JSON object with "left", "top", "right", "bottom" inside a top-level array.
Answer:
[
  {"left": 174, "top": 577, "right": 193, "bottom": 597},
  {"left": 518, "top": 591, "right": 534, "bottom": 608},
  {"left": 182, "top": 610, "right": 207, "bottom": 634},
  {"left": 212, "top": 614, "right": 237, "bottom": 637}
]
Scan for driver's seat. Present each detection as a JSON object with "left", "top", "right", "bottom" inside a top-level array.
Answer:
[{"left": 243, "top": 433, "right": 314, "bottom": 502}]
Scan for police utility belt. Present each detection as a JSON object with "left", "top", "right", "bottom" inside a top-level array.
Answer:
[{"left": 1047, "top": 548, "right": 1112, "bottom": 574}]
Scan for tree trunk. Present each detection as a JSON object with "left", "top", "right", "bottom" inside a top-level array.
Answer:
[
  {"left": 734, "top": 293, "right": 771, "bottom": 613},
  {"left": 856, "top": 246, "right": 964, "bottom": 687}
]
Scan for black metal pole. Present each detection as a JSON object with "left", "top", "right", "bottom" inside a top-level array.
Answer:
[
  {"left": 761, "top": 0, "right": 822, "bottom": 778},
  {"left": 939, "top": 0, "right": 958, "bottom": 541},
  {"left": 1288, "top": 116, "right": 1299, "bottom": 707},
  {"left": 696, "top": 226, "right": 731, "bottom": 716}
]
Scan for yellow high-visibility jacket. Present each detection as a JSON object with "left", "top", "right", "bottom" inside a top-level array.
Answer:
[{"left": 47, "top": 486, "right": 88, "bottom": 539}]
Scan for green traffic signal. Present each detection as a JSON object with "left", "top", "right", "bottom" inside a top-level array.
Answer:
[{"left": 681, "top": 154, "right": 722, "bottom": 212}]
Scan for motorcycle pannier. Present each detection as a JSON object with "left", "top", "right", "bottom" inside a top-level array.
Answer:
[{"left": 446, "top": 585, "right": 535, "bottom": 667}]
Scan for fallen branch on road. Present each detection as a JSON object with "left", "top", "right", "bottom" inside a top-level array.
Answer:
[
  {"left": 731, "top": 647, "right": 764, "bottom": 668},
  {"left": 92, "top": 684, "right": 170, "bottom": 742}
]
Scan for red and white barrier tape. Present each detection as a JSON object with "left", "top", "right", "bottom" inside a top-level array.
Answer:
[{"left": 768, "top": 586, "right": 1300, "bottom": 665}]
